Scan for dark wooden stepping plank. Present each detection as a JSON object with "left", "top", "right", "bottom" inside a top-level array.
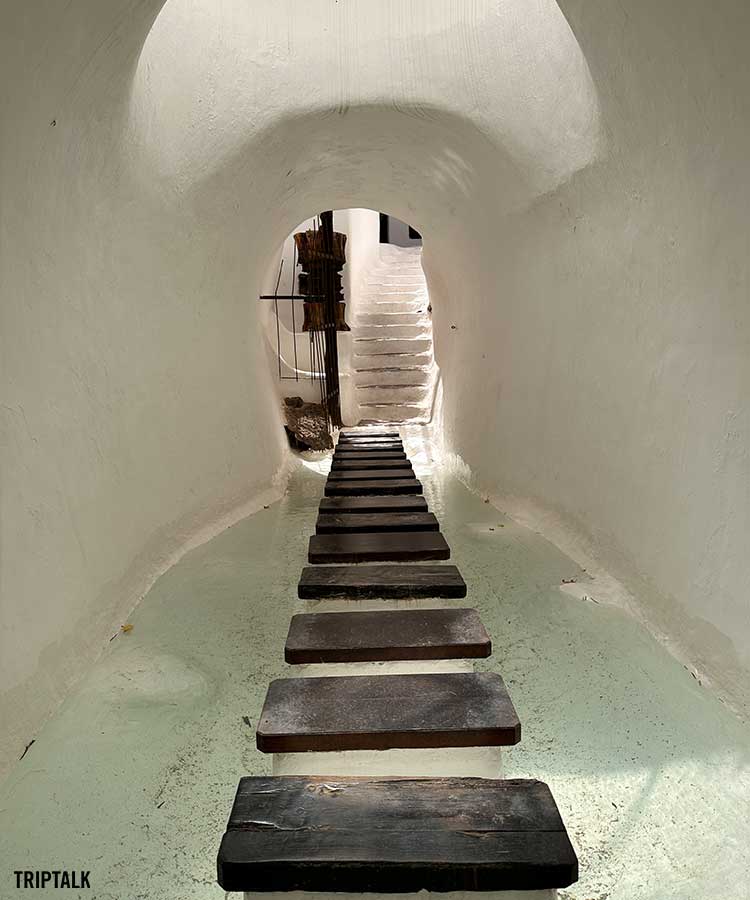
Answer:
[
  {"left": 341, "top": 429, "right": 400, "bottom": 435},
  {"left": 325, "top": 479, "right": 422, "bottom": 496},
  {"left": 316, "top": 511, "right": 439, "bottom": 533},
  {"left": 340, "top": 431, "right": 400, "bottom": 440},
  {"left": 285, "top": 607, "right": 491, "bottom": 663},
  {"left": 338, "top": 438, "right": 404, "bottom": 447},
  {"left": 328, "top": 468, "right": 416, "bottom": 481},
  {"left": 333, "top": 444, "right": 406, "bottom": 457},
  {"left": 298, "top": 564, "right": 466, "bottom": 598},
  {"left": 309, "top": 531, "right": 450, "bottom": 563},
  {"left": 333, "top": 450, "right": 406, "bottom": 462},
  {"left": 218, "top": 776, "right": 579, "bottom": 893},
  {"left": 336, "top": 444, "right": 404, "bottom": 452},
  {"left": 320, "top": 495, "right": 428, "bottom": 514},
  {"left": 331, "top": 458, "right": 412, "bottom": 471},
  {"left": 256, "top": 672, "right": 519, "bottom": 752}
]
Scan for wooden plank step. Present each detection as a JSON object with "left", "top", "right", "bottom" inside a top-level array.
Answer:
[
  {"left": 333, "top": 450, "right": 407, "bottom": 459},
  {"left": 285, "top": 607, "right": 491, "bottom": 663},
  {"left": 328, "top": 468, "right": 416, "bottom": 481},
  {"left": 331, "top": 458, "right": 412, "bottom": 471},
  {"left": 339, "top": 432, "right": 400, "bottom": 441},
  {"left": 308, "top": 531, "right": 450, "bottom": 563},
  {"left": 320, "top": 495, "right": 428, "bottom": 514},
  {"left": 217, "top": 776, "right": 579, "bottom": 893},
  {"left": 256, "top": 672, "right": 520, "bottom": 752},
  {"left": 340, "top": 430, "right": 400, "bottom": 438},
  {"left": 338, "top": 438, "right": 404, "bottom": 447},
  {"left": 316, "top": 511, "right": 439, "bottom": 533},
  {"left": 337, "top": 434, "right": 402, "bottom": 446},
  {"left": 325, "top": 479, "right": 422, "bottom": 496},
  {"left": 336, "top": 443, "right": 404, "bottom": 452},
  {"left": 298, "top": 564, "right": 466, "bottom": 598}
]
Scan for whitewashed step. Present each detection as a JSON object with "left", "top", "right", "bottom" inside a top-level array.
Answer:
[
  {"left": 355, "top": 323, "right": 429, "bottom": 340},
  {"left": 355, "top": 365, "right": 433, "bottom": 387},
  {"left": 357, "top": 312, "right": 425, "bottom": 327},
  {"left": 355, "top": 337, "right": 432, "bottom": 356},
  {"left": 370, "top": 269, "right": 423, "bottom": 277},
  {"left": 356, "top": 383, "right": 431, "bottom": 404},
  {"left": 366, "top": 300, "right": 426, "bottom": 314},
  {"left": 353, "top": 350, "right": 432, "bottom": 369},
  {"left": 359, "top": 404, "right": 430, "bottom": 424},
  {"left": 366, "top": 274, "right": 425, "bottom": 283},
  {"left": 364, "top": 278, "right": 425, "bottom": 286},
  {"left": 361, "top": 290, "right": 426, "bottom": 301}
]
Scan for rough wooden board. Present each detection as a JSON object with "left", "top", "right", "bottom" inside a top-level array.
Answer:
[
  {"left": 325, "top": 479, "right": 422, "bottom": 496},
  {"left": 308, "top": 530, "right": 450, "bottom": 563},
  {"left": 328, "top": 468, "right": 417, "bottom": 481},
  {"left": 340, "top": 430, "right": 400, "bottom": 438},
  {"left": 298, "top": 564, "right": 466, "bottom": 598},
  {"left": 319, "top": 495, "right": 429, "bottom": 514},
  {"left": 316, "top": 511, "right": 439, "bottom": 533},
  {"left": 338, "top": 439, "right": 404, "bottom": 447},
  {"left": 339, "top": 431, "right": 401, "bottom": 443},
  {"left": 334, "top": 444, "right": 406, "bottom": 455},
  {"left": 217, "top": 776, "right": 578, "bottom": 892},
  {"left": 285, "top": 607, "right": 491, "bottom": 663},
  {"left": 333, "top": 450, "right": 406, "bottom": 462},
  {"left": 256, "top": 671, "right": 521, "bottom": 752},
  {"left": 331, "top": 458, "right": 412, "bottom": 471}
]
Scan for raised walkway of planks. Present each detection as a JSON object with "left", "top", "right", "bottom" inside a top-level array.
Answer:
[{"left": 217, "top": 428, "right": 578, "bottom": 895}]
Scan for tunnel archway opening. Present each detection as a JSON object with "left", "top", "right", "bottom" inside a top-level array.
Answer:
[{"left": 261, "top": 207, "right": 435, "bottom": 448}]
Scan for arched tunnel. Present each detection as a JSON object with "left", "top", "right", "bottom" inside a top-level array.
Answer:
[{"left": 1, "top": 1, "right": 749, "bottom": 897}]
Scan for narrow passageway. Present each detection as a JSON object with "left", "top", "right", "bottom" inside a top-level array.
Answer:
[
  {"left": 2, "top": 3, "right": 749, "bottom": 898},
  {"left": 1, "top": 428, "right": 748, "bottom": 899}
]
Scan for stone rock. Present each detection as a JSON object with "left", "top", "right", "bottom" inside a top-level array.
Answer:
[{"left": 283, "top": 397, "right": 333, "bottom": 451}]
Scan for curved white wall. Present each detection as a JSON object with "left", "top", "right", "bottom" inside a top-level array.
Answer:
[
  {"left": 1, "top": 0, "right": 748, "bottom": 777},
  {"left": 432, "top": 0, "right": 750, "bottom": 712}
]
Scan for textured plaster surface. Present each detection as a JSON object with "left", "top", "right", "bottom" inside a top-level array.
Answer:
[
  {"left": 0, "top": 0, "right": 601, "bottom": 777},
  {"left": 1, "top": 452, "right": 748, "bottom": 900},
  {"left": 2, "top": 0, "right": 748, "bottom": 817}
]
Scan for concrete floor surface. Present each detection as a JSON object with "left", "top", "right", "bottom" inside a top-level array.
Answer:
[{"left": 1, "top": 447, "right": 749, "bottom": 900}]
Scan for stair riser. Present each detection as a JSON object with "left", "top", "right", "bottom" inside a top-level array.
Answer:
[
  {"left": 358, "top": 405, "right": 430, "bottom": 423},
  {"left": 362, "top": 286, "right": 425, "bottom": 295},
  {"left": 357, "top": 312, "right": 426, "bottom": 327},
  {"left": 365, "top": 277, "right": 425, "bottom": 286},
  {"left": 356, "top": 384, "right": 429, "bottom": 405},
  {"left": 355, "top": 338, "right": 432, "bottom": 356},
  {"left": 355, "top": 368, "right": 432, "bottom": 387},
  {"left": 355, "top": 324, "right": 429, "bottom": 340},
  {"left": 354, "top": 351, "right": 432, "bottom": 368},
  {"left": 363, "top": 300, "right": 424, "bottom": 313}
]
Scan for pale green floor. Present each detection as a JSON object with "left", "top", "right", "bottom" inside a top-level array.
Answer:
[{"left": 2, "top": 461, "right": 750, "bottom": 900}]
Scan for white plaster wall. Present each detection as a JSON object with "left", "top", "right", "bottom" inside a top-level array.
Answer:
[
  {"left": 386, "top": 216, "right": 422, "bottom": 247},
  {"left": 1, "top": 0, "right": 747, "bottom": 779},
  {"left": 432, "top": 0, "right": 750, "bottom": 712},
  {"left": 0, "top": 0, "right": 294, "bottom": 778}
]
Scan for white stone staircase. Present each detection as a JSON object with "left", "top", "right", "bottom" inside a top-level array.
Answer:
[{"left": 353, "top": 245, "right": 436, "bottom": 424}]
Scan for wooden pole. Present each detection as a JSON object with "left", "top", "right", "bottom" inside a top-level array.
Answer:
[{"left": 320, "top": 210, "right": 342, "bottom": 427}]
